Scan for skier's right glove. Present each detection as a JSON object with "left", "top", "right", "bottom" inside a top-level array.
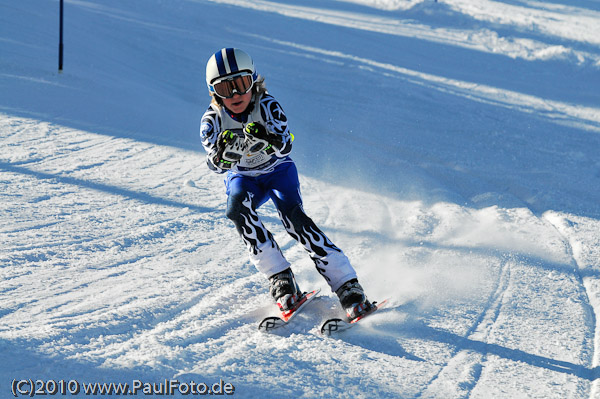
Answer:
[{"left": 213, "top": 130, "right": 246, "bottom": 170}]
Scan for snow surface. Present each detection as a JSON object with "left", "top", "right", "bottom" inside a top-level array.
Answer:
[{"left": 1, "top": 0, "right": 599, "bottom": 397}]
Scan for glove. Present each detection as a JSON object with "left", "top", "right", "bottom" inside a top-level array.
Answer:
[
  {"left": 213, "top": 130, "right": 246, "bottom": 170},
  {"left": 244, "top": 122, "right": 281, "bottom": 155}
]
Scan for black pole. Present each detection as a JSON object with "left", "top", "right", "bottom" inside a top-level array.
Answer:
[{"left": 59, "top": 0, "right": 64, "bottom": 72}]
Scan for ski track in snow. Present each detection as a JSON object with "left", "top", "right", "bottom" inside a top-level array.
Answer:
[
  {"left": 2, "top": 0, "right": 600, "bottom": 397},
  {"left": 415, "top": 256, "right": 511, "bottom": 398},
  {"left": 544, "top": 212, "right": 600, "bottom": 398}
]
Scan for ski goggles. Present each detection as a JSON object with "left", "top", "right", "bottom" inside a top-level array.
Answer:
[{"left": 211, "top": 73, "right": 254, "bottom": 99}]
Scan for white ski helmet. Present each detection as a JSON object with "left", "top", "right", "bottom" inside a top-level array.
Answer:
[{"left": 206, "top": 48, "right": 258, "bottom": 93}]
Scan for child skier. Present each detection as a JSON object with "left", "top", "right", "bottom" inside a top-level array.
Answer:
[{"left": 200, "top": 48, "right": 372, "bottom": 320}]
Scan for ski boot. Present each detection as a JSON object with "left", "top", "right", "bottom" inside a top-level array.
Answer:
[
  {"left": 335, "top": 279, "right": 374, "bottom": 321},
  {"left": 269, "top": 268, "right": 302, "bottom": 313}
]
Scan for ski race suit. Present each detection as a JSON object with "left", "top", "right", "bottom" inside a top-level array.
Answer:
[{"left": 200, "top": 92, "right": 357, "bottom": 293}]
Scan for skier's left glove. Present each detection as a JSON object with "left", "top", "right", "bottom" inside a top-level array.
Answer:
[
  {"left": 213, "top": 129, "right": 246, "bottom": 170},
  {"left": 244, "top": 122, "right": 282, "bottom": 155}
]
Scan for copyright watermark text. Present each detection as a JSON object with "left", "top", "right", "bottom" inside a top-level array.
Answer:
[{"left": 11, "top": 378, "right": 235, "bottom": 397}]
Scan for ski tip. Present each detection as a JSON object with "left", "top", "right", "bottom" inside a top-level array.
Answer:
[
  {"left": 258, "top": 288, "right": 322, "bottom": 332},
  {"left": 376, "top": 298, "right": 390, "bottom": 309},
  {"left": 258, "top": 316, "right": 285, "bottom": 332},
  {"left": 319, "top": 318, "right": 347, "bottom": 336},
  {"left": 320, "top": 298, "right": 391, "bottom": 335}
]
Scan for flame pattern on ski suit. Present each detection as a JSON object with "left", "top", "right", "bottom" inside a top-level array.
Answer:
[
  {"left": 226, "top": 191, "right": 290, "bottom": 275},
  {"left": 225, "top": 172, "right": 356, "bottom": 292}
]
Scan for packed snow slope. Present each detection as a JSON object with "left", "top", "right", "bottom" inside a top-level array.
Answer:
[{"left": 1, "top": 0, "right": 600, "bottom": 398}]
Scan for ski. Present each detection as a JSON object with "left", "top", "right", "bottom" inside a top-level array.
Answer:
[
  {"left": 319, "top": 299, "right": 389, "bottom": 336},
  {"left": 258, "top": 288, "right": 321, "bottom": 332}
]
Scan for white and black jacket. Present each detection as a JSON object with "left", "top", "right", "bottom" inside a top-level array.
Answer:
[{"left": 200, "top": 93, "right": 293, "bottom": 176}]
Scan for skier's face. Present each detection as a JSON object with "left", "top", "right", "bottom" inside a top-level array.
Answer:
[{"left": 223, "top": 91, "right": 252, "bottom": 115}]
